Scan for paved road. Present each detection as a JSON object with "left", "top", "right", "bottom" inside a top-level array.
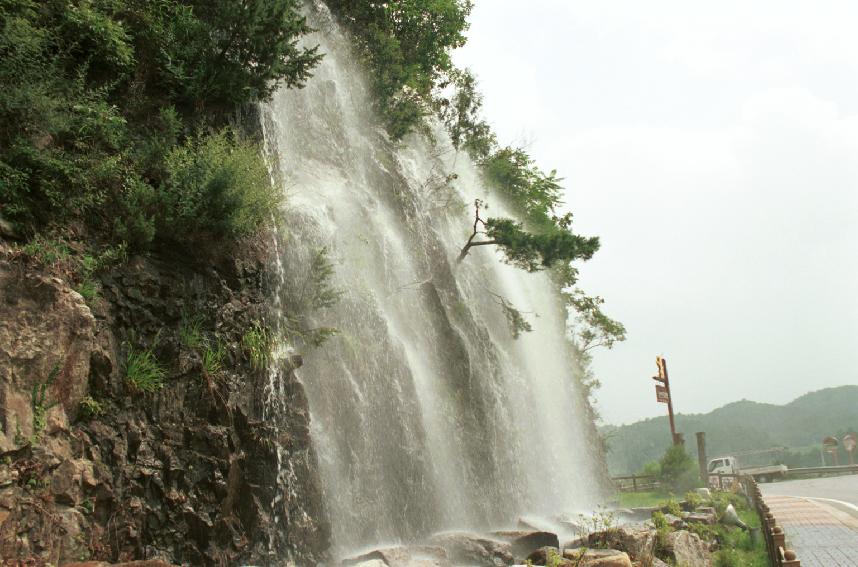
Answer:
[
  {"left": 762, "top": 475, "right": 858, "bottom": 517},
  {"left": 761, "top": 475, "right": 858, "bottom": 566}
]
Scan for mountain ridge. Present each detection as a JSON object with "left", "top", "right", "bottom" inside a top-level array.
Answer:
[{"left": 603, "top": 385, "right": 858, "bottom": 475}]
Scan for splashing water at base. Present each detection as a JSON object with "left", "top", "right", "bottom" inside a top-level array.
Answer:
[{"left": 261, "top": 2, "right": 607, "bottom": 557}]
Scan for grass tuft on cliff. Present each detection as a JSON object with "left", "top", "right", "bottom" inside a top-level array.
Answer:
[{"left": 125, "top": 347, "right": 165, "bottom": 393}]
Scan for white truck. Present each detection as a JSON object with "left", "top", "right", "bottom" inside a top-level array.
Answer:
[{"left": 707, "top": 455, "right": 788, "bottom": 483}]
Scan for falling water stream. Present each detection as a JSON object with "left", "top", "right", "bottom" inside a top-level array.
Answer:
[{"left": 261, "top": 2, "right": 606, "bottom": 557}]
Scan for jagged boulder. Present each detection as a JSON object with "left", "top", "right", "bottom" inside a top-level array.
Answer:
[
  {"left": 586, "top": 526, "right": 656, "bottom": 561},
  {"left": 529, "top": 547, "right": 631, "bottom": 567},
  {"left": 343, "top": 547, "right": 412, "bottom": 567},
  {"left": 563, "top": 548, "right": 625, "bottom": 561},
  {"left": 349, "top": 561, "right": 388, "bottom": 567},
  {"left": 582, "top": 554, "right": 632, "bottom": 567},
  {"left": 526, "top": 546, "right": 560, "bottom": 565},
  {"left": 62, "top": 561, "right": 176, "bottom": 567},
  {"left": 428, "top": 532, "right": 514, "bottom": 567},
  {"left": 665, "top": 530, "right": 710, "bottom": 566},
  {"left": 343, "top": 545, "right": 452, "bottom": 567},
  {"left": 0, "top": 267, "right": 95, "bottom": 449},
  {"left": 492, "top": 530, "right": 559, "bottom": 560}
]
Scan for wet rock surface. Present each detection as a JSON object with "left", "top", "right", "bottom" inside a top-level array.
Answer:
[
  {"left": 491, "top": 530, "right": 559, "bottom": 560},
  {"left": 427, "top": 533, "right": 514, "bottom": 567},
  {"left": 0, "top": 242, "right": 329, "bottom": 565}
]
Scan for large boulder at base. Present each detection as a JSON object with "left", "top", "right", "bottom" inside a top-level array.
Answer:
[
  {"left": 563, "top": 548, "right": 625, "bottom": 561},
  {"left": 492, "top": 530, "right": 559, "bottom": 560},
  {"left": 526, "top": 546, "right": 560, "bottom": 565},
  {"left": 586, "top": 526, "right": 656, "bottom": 561},
  {"left": 529, "top": 548, "right": 631, "bottom": 567},
  {"left": 666, "top": 530, "right": 710, "bottom": 566},
  {"left": 581, "top": 553, "right": 632, "bottom": 567},
  {"left": 343, "top": 547, "right": 411, "bottom": 567},
  {"left": 428, "top": 532, "right": 514, "bottom": 567},
  {"left": 62, "top": 562, "right": 176, "bottom": 567},
  {"left": 343, "top": 545, "right": 451, "bottom": 567},
  {"left": 0, "top": 267, "right": 95, "bottom": 450}
]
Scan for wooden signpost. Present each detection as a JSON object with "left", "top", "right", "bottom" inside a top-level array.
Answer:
[
  {"left": 844, "top": 433, "right": 857, "bottom": 465},
  {"left": 652, "top": 356, "right": 680, "bottom": 445},
  {"left": 823, "top": 436, "right": 839, "bottom": 466}
]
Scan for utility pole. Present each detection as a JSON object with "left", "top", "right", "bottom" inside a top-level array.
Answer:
[{"left": 652, "top": 356, "right": 680, "bottom": 445}]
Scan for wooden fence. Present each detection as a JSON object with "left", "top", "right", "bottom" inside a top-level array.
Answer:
[
  {"left": 744, "top": 475, "right": 802, "bottom": 567},
  {"left": 611, "top": 474, "right": 660, "bottom": 492}
]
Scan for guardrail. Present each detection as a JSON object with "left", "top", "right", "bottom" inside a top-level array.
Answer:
[
  {"left": 744, "top": 475, "right": 802, "bottom": 567},
  {"left": 785, "top": 464, "right": 858, "bottom": 478}
]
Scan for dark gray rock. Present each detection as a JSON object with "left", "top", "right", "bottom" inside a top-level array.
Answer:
[
  {"left": 492, "top": 530, "right": 559, "bottom": 561},
  {"left": 0, "top": 242, "right": 330, "bottom": 565}
]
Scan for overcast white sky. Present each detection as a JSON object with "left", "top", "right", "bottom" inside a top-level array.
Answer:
[{"left": 454, "top": 1, "right": 858, "bottom": 425}]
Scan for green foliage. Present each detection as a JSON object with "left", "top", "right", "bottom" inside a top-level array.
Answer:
[
  {"left": 435, "top": 68, "right": 495, "bottom": 158},
  {"left": 563, "top": 288, "right": 626, "bottom": 352},
  {"left": 495, "top": 295, "right": 533, "bottom": 339},
  {"left": 641, "top": 490, "right": 766, "bottom": 567},
  {"left": 651, "top": 511, "right": 672, "bottom": 555},
  {"left": 143, "top": 0, "right": 322, "bottom": 113},
  {"left": 658, "top": 444, "right": 701, "bottom": 493},
  {"left": 576, "top": 507, "right": 617, "bottom": 549},
  {"left": 306, "top": 247, "right": 342, "bottom": 310},
  {"left": 74, "top": 279, "right": 99, "bottom": 301},
  {"left": 31, "top": 364, "right": 60, "bottom": 442},
  {"left": 16, "top": 236, "right": 126, "bottom": 302},
  {"left": 279, "top": 247, "right": 342, "bottom": 348},
  {"left": 544, "top": 548, "right": 563, "bottom": 567},
  {"left": 664, "top": 498, "right": 682, "bottom": 516},
  {"left": 615, "top": 490, "right": 673, "bottom": 509},
  {"left": 162, "top": 129, "right": 281, "bottom": 240},
  {"left": 125, "top": 346, "right": 165, "bottom": 393},
  {"left": 484, "top": 215, "right": 599, "bottom": 272},
  {"left": 1, "top": 0, "right": 317, "bottom": 243},
  {"left": 202, "top": 341, "right": 226, "bottom": 376},
  {"left": 179, "top": 313, "right": 205, "bottom": 350},
  {"left": 78, "top": 396, "right": 105, "bottom": 421},
  {"left": 243, "top": 322, "right": 272, "bottom": 370},
  {"left": 482, "top": 147, "right": 563, "bottom": 228},
  {"left": 327, "top": 0, "right": 472, "bottom": 138}
]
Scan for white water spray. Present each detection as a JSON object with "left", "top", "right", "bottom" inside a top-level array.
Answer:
[{"left": 262, "top": 2, "right": 606, "bottom": 556}]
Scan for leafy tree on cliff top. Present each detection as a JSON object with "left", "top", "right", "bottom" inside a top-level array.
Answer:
[
  {"left": 326, "top": 0, "right": 473, "bottom": 139},
  {"left": 443, "top": 66, "right": 625, "bottom": 352}
]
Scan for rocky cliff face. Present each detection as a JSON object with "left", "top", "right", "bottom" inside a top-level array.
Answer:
[{"left": 0, "top": 238, "right": 329, "bottom": 566}]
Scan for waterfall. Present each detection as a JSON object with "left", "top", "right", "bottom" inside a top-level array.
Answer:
[{"left": 261, "top": 2, "right": 606, "bottom": 556}]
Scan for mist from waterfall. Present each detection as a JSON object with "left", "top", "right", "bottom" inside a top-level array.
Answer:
[{"left": 261, "top": 2, "right": 606, "bottom": 556}]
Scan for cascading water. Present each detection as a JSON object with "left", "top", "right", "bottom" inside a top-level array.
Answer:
[{"left": 262, "top": 2, "right": 607, "bottom": 556}]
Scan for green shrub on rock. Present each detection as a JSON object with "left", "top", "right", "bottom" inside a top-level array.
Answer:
[{"left": 163, "top": 129, "right": 281, "bottom": 240}]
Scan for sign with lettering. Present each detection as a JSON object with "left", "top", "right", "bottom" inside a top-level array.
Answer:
[
  {"left": 653, "top": 356, "right": 667, "bottom": 383},
  {"left": 655, "top": 384, "right": 670, "bottom": 404}
]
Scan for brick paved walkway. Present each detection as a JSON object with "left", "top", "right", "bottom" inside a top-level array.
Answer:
[{"left": 766, "top": 495, "right": 858, "bottom": 566}]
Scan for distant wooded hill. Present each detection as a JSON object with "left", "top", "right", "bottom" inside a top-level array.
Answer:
[{"left": 603, "top": 385, "right": 858, "bottom": 475}]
